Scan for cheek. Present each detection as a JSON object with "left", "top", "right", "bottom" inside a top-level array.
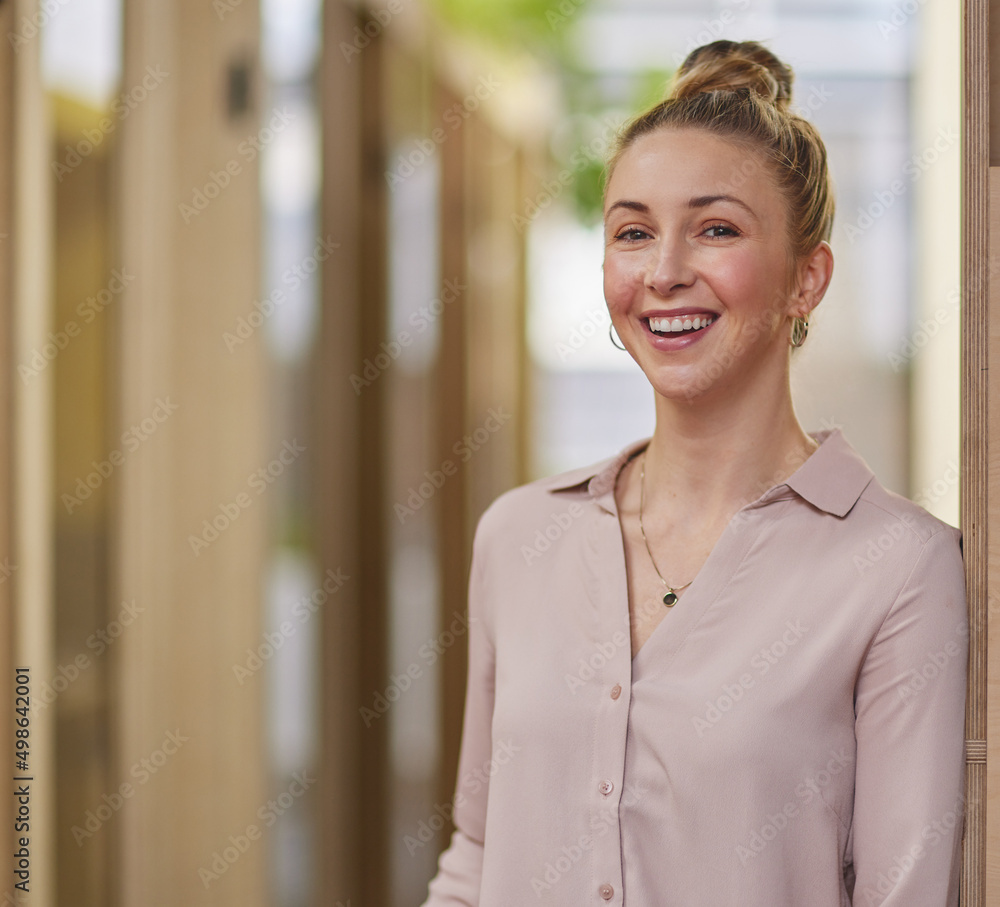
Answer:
[
  {"left": 713, "top": 257, "right": 773, "bottom": 306},
  {"left": 715, "top": 260, "right": 790, "bottom": 336},
  {"left": 602, "top": 254, "right": 640, "bottom": 310}
]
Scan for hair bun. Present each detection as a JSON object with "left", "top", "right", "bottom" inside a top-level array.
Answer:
[{"left": 671, "top": 40, "right": 793, "bottom": 112}]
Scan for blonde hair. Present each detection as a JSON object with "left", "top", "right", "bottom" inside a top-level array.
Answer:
[{"left": 605, "top": 40, "right": 835, "bottom": 265}]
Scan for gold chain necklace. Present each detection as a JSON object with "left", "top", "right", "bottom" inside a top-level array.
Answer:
[{"left": 638, "top": 451, "right": 693, "bottom": 607}]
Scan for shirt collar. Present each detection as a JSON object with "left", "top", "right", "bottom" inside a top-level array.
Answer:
[{"left": 540, "top": 427, "right": 874, "bottom": 518}]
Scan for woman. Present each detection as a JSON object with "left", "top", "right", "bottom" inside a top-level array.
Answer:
[{"left": 421, "top": 40, "right": 967, "bottom": 906}]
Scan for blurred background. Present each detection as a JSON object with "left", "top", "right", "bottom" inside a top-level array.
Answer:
[{"left": 0, "top": 0, "right": 959, "bottom": 904}]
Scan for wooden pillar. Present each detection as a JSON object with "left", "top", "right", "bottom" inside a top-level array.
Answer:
[
  {"left": 315, "top": 4, "right": 390, "bottom": 904},
  {"left": 0, "top": 1, "right": 55, "bottom": 904},
  {"left": 315, "top": 15, "right": 534, "bottom": 903},
  {"left": 115, "top": 1, "right": 266, "bottom": 903},
  {"left": 0, "top": 4, "right": 14, "bottom": 900},
  {"left": 355, "top": 22, "right": 391, "bottom": 907},
  {"left": 434, "top": 80, "right": 472, "bottom": 823},
  {"left": 52, "top": 94, "right": 115, "bottom": 907},
  {"left": 432, "top": 84, "right": 532, "bottom": 865}
]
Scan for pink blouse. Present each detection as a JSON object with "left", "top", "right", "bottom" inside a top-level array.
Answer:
[{"left": 420, "top": 428, "right": 967, "bottom": 906}]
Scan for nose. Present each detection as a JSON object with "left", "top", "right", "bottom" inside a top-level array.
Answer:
[{"left": 645, "top": 234, "right": 695, "bottom": 296}]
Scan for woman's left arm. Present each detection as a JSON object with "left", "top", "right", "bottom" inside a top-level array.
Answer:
[{"left": 850, "top": 524, "right": 968, "bottom": 907}]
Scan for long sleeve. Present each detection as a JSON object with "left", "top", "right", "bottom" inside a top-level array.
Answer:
[
  {"left": 420, "top": 513, "right": 496, "bottom": 906},
  {"left": 849, "top": 526, "right": 968, "bottom": 906}
]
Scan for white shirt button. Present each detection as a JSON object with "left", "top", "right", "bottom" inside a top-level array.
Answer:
[
  {"left": 599, "top": 882, "right": 614, "bottom": 899},
  {"left": 610, "top": 684, "right": 622, "bottom": 699},
  {"left": 599, "top": 779, "right": 614, "bottom": 795}
]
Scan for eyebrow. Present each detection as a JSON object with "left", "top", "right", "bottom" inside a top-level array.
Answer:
[
  {"left": 605, "top": 195, "right": 758, "bottom": 220},
  {"left": 605, "top": 200, "right": 650, "bottom": 217},
  {"left": 688, "top": 194, "right": 758, "bottom": 219}
]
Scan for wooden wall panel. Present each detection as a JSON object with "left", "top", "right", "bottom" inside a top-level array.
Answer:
[
  {"left": 967, "top": 0, "right": 988, "bottom": 903},
  {"left": 985, "top": 165, "right": 1000, "bottom": 907}
]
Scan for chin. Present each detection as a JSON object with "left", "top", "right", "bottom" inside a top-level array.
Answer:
[{"left": 642, "top": 368, "right": 713, "bottom": 406}]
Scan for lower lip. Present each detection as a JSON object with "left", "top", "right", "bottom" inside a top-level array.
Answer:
[{"left": 641, "top": 317, "right": 718, "bottom": 351}]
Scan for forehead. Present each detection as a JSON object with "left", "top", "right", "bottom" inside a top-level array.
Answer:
[{"left": 605, "top": 127, "right": 784, "bottom": 221}]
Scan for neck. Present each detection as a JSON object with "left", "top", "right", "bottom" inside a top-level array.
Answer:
[{"left": 640, "top": 372, "right": 817, "bottom": 527}]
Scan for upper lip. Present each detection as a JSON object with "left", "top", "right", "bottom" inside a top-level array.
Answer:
[{"left": 640, "top": 308, "right": 720, "bottom": 320}]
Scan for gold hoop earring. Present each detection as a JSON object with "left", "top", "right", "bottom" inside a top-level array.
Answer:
[
  {"left": 790, "top": 316, "right": 809, "bottom": 348},
  {"left": 609, "top": 323, "right": 626, "bottom": 351}
]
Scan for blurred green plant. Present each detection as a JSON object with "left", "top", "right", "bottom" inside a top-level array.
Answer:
[
  {"left": 557, "top": 66, "right": 675, "bottom": 224},
  {"left": 426, "top": 0, "right": 591, "bottom": 54},
  {"left": 427, "top": 0, "right": 676, "bottom": 224}
]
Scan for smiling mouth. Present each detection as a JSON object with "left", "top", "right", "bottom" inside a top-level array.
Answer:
[{"left": 646, "top": 314, "right": 718, "bottom": 335}]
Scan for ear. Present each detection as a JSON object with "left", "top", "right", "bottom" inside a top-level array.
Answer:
[{"left": 789, "top": 240, "right": 833, "bottom": 319}]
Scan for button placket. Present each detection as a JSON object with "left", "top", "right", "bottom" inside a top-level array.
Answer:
[{"left": 586, "top": 518, "right": 628, "bottom": 907}]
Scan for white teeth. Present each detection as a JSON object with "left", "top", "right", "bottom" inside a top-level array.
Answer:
[{"left": 648, "top": 314, "right": 716, "bottom": 334}]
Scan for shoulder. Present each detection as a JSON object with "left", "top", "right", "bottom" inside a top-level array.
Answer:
[
  {"left": 786, "top": 429, "right": 966, "bottom": 642},
  {"left": 797, "top": 426, "right": 961, "bottom": 554},
  {"left": 844, "top": 465, "right": 963, "bottom": 588},
  {"left": 849, "top": 479, "right": 967, "bottom": 669},
  {"left": 473, "top": 451, "right": 615, "bottom": 543},
  {"left": 469, "top": 437, "right": 653, "bottom": 557},
  {"left": 852, "top": 471, "right": 960, "bottom": 549}
]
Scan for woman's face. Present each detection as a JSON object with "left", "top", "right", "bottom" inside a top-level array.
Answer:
[{"left": 603, "top": 126, "right": 809, "bottom": 405}]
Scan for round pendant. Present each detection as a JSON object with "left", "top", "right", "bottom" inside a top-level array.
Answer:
[{"left": 662, "top": 591, "right": 678, "bottom": 607}]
